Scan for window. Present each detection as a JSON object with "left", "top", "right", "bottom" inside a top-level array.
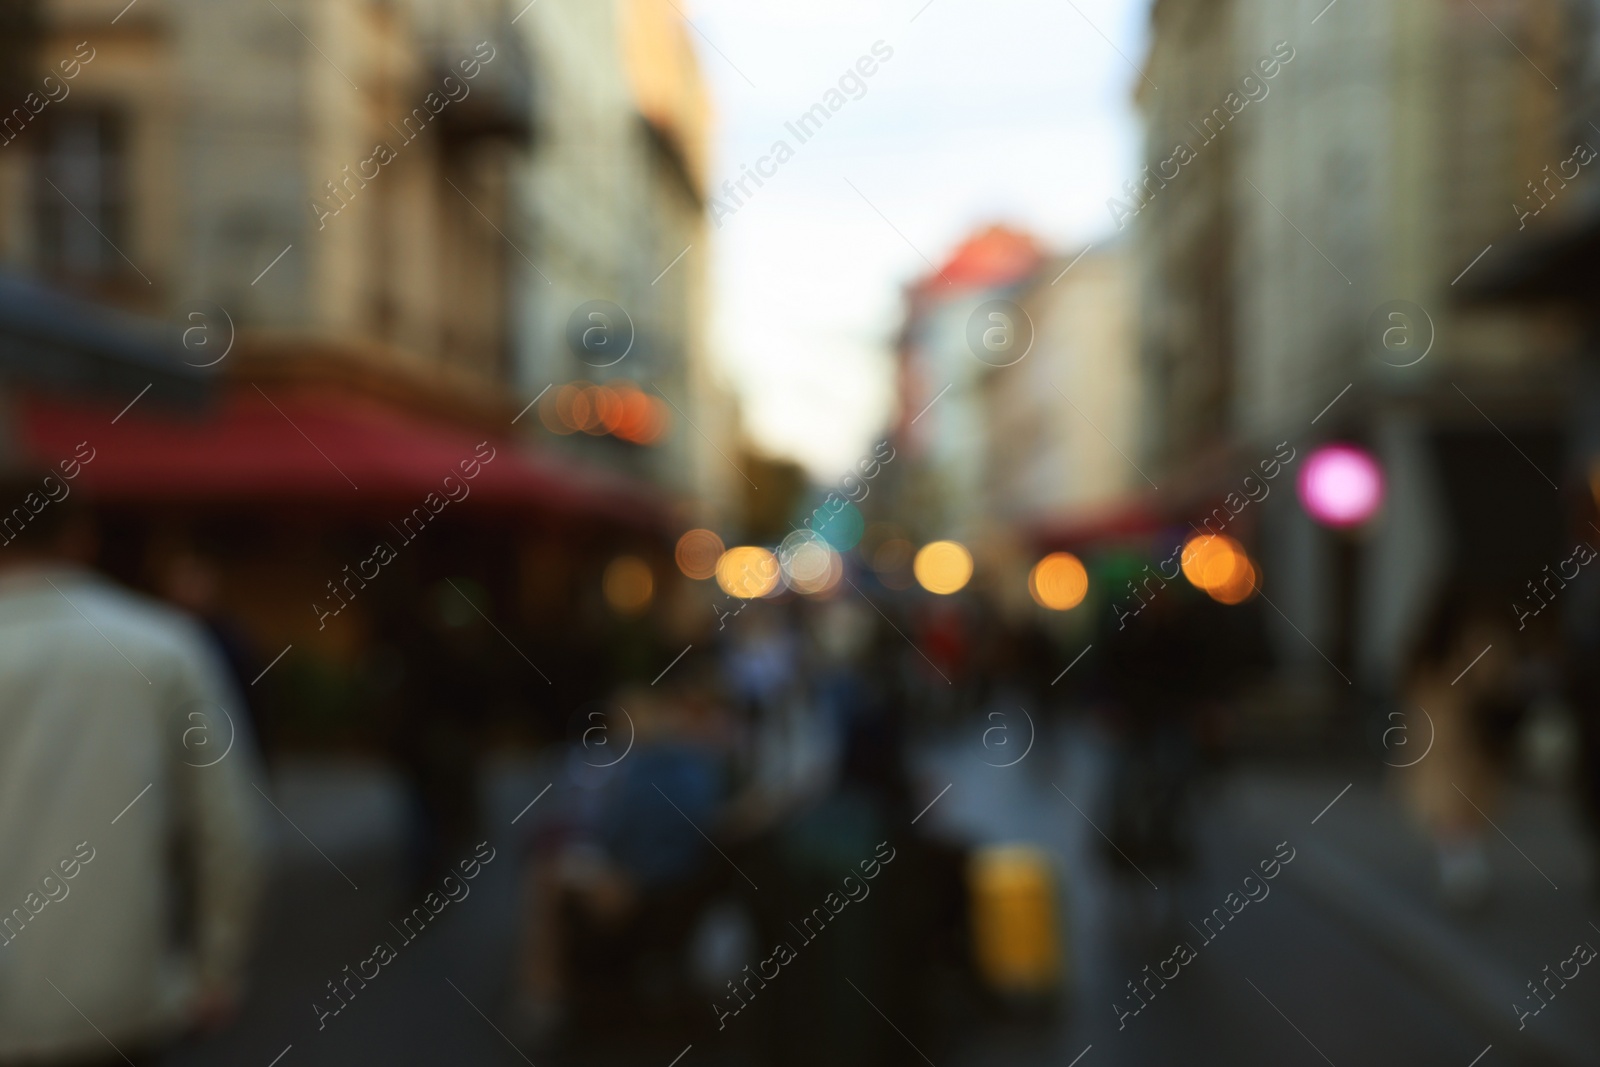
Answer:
[{"left": 34, "top": 108, "right": 131, "bottom": 284}]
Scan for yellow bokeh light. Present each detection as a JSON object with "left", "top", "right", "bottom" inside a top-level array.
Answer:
[
  {"left": 1180, "top": 534, "right": 1244, "bottom": 592},
  {"left": 602, "top": 555, "right": 654, "bottom": 616},
  {"left": 716, "top": 546, "right": 780, "bottom": 599},
  {"left": 675, "top": 528, "right": 725, "bottom": 580},
  {"left": 1028, "top": 552, "right": 1089, "bottom": 610},
  {"left": 914, "top": 540, "right": 974, "bottom": 595}
]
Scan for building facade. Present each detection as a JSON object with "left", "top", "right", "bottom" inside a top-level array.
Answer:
[
  {"left": 0, "top": 0, "right": 731, "bottom": 493},
  {"left": 889, "top": 226, "right": 1045, "bottom": 545},
  {"left": 0, "top": 0, "right": 730, "bottom": 743},
  {"left": 512, "top": 0, "right": 735, "bottom": 527},
  {"left": 986, "top": 241, "right": 1142, "bottom": 534},
  {"left": 1136, "top": 0, "right": 1577, "bottom": 698}
]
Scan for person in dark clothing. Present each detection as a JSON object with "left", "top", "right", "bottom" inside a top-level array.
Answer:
[
  {"left": 161, "top": 550, "right": 266, "bottom": 752},
  {"left": 382, "top": 579, "right": 498, "bottom": 891}
]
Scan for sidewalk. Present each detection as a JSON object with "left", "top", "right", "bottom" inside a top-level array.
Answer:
[
  {"left": 1221, "top": 769, "right": 1600, "bottom": 1067},
  {"left": 169, "top": 756, "right": 547, "bottom": 1067}
]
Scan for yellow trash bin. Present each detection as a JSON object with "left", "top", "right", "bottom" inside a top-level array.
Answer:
[{"left": 968, "top": 844, "right": 1065, "bottom": 1002}]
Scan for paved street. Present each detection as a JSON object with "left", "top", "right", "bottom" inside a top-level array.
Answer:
[
  {"left": 163, "top": 727, "right": 1600, "bottom": 1067},
  {"left": 167, "top": 761, "right": 539, "bottom": 1067},
  {"left": 915, "top": 728, "right": 1515, "bottom": 1067}
]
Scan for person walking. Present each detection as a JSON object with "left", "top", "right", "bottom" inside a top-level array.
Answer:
[
  {"left": 0, "top": 475, "right": 265, "bottom": 1065},
  {"left": 1399, "top": 585, "right": 1515, "bottom": 909}
]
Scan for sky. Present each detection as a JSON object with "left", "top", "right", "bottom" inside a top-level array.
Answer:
[{"left": 684, "top": 0, "right": 1152, "bottom": 479}]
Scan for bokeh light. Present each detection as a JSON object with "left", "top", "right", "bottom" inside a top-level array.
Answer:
[
  {"left": 871, "top": 537, "right": 913, "bottom": 574},
  {"left": 871, "top": 536, "right": 915, "bottom": 590},
  {"left": 1179, "top": 534, "right": 1259, "bottom": 604},
  {"left": 581, "top": 385, "right": 616, "bottom": 435},
  {"left": 1181, "top": 533, "right": 1245, "bottom": 592},
  {"left": 1028, "top": 552, "right": 1089, "bottom": 610},
  {"left": 779, "top": 530, "right": 829, "bottom": 581},
  {"left": 535, "top": 380, "right": 667, "bottom": 443},
  {"left": 716, "top": 546, "right": 780, "bottom": 599},
  {"left": 539, "top": 385, "right": 575, "bottom": 434},
  {"left": 861, "top": 521, "right": 907, "bottom": 558},
  {"left": 593, "top": 385, "right": 624, "bottom": 434},
  {"left": 611, "top": 384, "right": 668, "bottom": 444},
  {"left": 780, "top": 530, "right": 842, "bottom": 596},
  {"left": 602, "top": 555, "right": 653, "bottom": 616},
  {"left": 1207, "top": 556, "right": 1258, "bottom": 604},
  {"left": 1298, "top": 444, "right": 1384, "bottom": 528},
  {"left": 562, "top": 381, "right": 599, "bottom": 433},
  {"left": 674, "top": 528, "right": 725, "bottom": 580},
  {"left": 914, "top": 540, "right": 974, "bottom": 595},
  {"left": 814, "top": 501, "right": 865, "bottom": 551},
  {"left": 812, "top": 549, "right": 845, "bottom": 596}
]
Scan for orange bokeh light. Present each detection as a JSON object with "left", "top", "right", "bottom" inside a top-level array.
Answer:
[
  {"left": 537, "top": 380, "right": 668, "bottom": 444},
  {"left": 1207, "top": 557, "right": 1258, "bottom": 604},
  {"left": 1180, "top": 533, "right": 1244, "bottom": 592},
  {"left": 1028, "top": 552, "right": 1089, "bottom": 610},
  {"left": 626, "top": 394, "right": 663, "bottom": 443},
  {"left": 540, "top": 385, "right": 575, "bottom": 434},
  {"left": 555, "top": 381, "right": 595, "bottom": 432},
  {"left": 675, "top": 528, "right": 725, "bottom": 580},
  {"left": 602, "top": 555, "right": 654, "bottom": 616},
  {"left": 588, "top": 385, "right": 621, "bottom": 435},
  {"left": 1180, "top": 533, "right": 1258, "bottom": 604}
]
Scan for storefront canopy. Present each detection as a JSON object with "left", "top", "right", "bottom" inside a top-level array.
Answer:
[
  {"left": 1029, "top": 496, "right": 1162, "bottom": 552},
  {"left": 15, "top": 387, "right": 667, "bottom": 528}
]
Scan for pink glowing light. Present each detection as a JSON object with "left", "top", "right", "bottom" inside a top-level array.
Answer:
[{"left": 1298, "top": 444, "right": 1384, "bottom": 527}]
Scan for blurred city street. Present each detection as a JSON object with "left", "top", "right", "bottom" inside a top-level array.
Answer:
[{"left": 6, "top": 0, "right": 1600, "bottom": 1064}]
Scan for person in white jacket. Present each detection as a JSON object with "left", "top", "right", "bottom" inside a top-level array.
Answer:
[{"left": 0, "top": 472, "right": 265, "bottom": 1065}]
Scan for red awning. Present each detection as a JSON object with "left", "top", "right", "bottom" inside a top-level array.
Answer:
[
  {"left": 13, "top": 388, "right": 668, "bottom": 527},
  {"left": 1028, "top": 496, "right": 1163, "bottom": 552}
]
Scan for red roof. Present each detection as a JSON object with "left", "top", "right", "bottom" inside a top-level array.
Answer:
[
  {"left": 920, "top": 225, "right": 1045, "bottom": 293},
  {"left": 15, "top": 388, "right": 667, "bottom": 527}
]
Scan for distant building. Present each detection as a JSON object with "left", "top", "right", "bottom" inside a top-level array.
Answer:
[
  {"left": 885, "top": 226, "right": 1144, "bottom": 594},
  {"left": 987, "top": 242, "right": 1143, "bottom": 536},
  {"left": 889, "top": 225, "right": 1045, "bottom": 542},
  {"left": 514, "top": 0, "right": 737, "bottom": 528}
]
